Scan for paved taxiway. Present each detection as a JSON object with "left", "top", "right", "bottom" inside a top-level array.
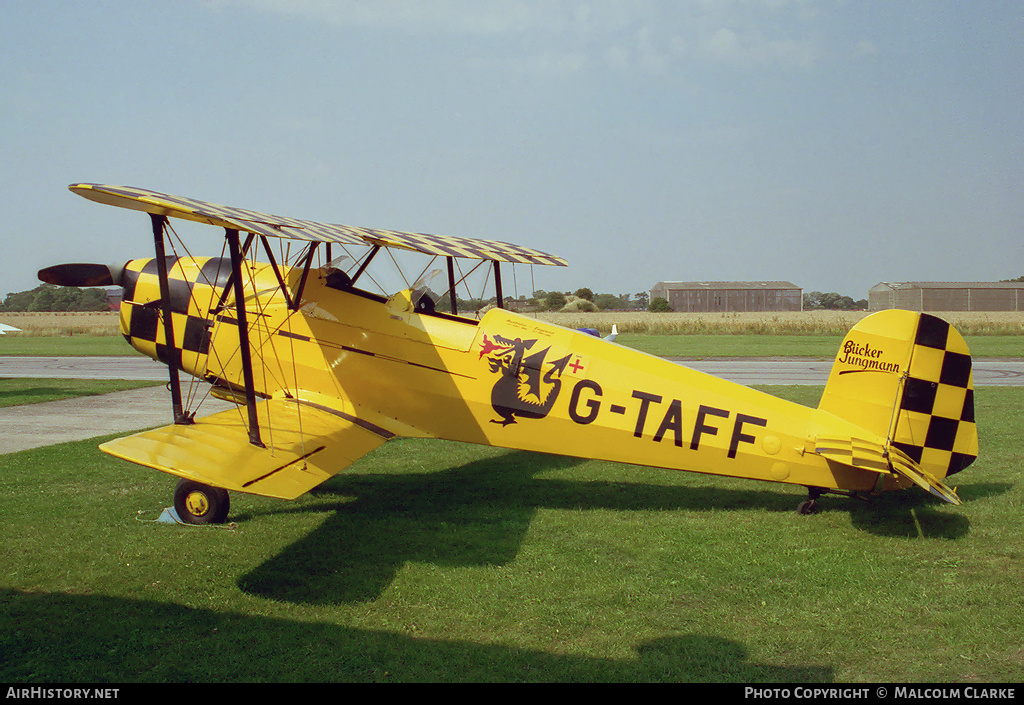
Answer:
[
  {"left": 1, "top": 355, "right": 1022, "bottom": 454},
  {"left": 4, "top": 356, "right": 1024, "bottom": 386}
]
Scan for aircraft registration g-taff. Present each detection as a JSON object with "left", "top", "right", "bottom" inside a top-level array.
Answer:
[{"left": 40, "top": 183, "right": 978, "bottom": 524}]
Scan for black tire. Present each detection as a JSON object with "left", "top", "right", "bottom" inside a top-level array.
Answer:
[
  {"left": 174, "top": 479, "right": 230, "bottom": 525},
  {"left": 797, "top": 499, "right": 818, "bottom": 515}
]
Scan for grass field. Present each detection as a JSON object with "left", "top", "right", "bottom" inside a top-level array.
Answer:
[
  {"left": 1, "top": 331, "right": 1019, "bottom": 359},
  {"left": 540, "top": 310, "right": 1024, "bottom": 337},
  {"left": 0, "top": 311, "right": 120, "bottom": 336},
  {"left": 1, "top": 311, "right": 1021, "bottom": 358},
  {"left": 1, "top": 386, "right": 1022, "bottom": 683},
  {"left": 614, "top": 333, "right": 1024, "bottom": 359},
  {"left": 0, "top": 378, "right": 159, "bottom": 407}
]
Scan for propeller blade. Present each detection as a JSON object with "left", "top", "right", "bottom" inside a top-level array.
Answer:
[{"left": 38, "top": 263, "right": 125, "bottom": 287}]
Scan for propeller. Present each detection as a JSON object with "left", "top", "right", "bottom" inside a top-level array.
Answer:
[{"left": 38, "top": 263, "right": 126, "bottom": 287}]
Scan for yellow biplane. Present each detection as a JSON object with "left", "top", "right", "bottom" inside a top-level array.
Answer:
[{"left": 40, "top": 183, "right": 978, "bottom": 523}]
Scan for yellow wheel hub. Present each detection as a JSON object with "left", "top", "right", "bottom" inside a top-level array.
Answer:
[{"left": 184, "top": 491, "right": 210, "bottom": 517}]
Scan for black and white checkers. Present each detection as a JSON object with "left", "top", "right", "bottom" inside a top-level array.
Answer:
[
  {"left": 71, "top": 183, "right": 568, "bottom": 267},
  {"left": 891, "top": 314, "right": 978, "bottom": 478}
]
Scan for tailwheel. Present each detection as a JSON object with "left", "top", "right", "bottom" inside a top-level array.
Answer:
[
  {"left": 797, "top": 487, "right": 824, "bottom": 515},
  {"left": 797, "top": 498, "right": 818, "bottom": 515},
  {"left": 174, "top": 479, "right": 230, "bottom": 525}
]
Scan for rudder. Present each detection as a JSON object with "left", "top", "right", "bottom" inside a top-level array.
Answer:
[{"left": 819, "top": 310, "right": 978, "bottom": 485}]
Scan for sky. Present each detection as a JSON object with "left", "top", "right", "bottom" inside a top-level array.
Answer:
[{"left": 3, "top": 1, "right": 1022, "bottom": 302}]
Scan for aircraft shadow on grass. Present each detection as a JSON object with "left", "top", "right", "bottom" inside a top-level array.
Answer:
[
  {"left": 0, "top": 588, "right": 833, "bottom": 682},
  {"left": 236, "top": 449, "right": 984, "bottom": 605},
  {"left": 847, "top": 482, "right": 1010, "bottom": 539}
]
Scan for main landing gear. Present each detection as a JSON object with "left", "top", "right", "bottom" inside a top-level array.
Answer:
[{"left": 174, "top": 479, "right": 231, "bottom": 525}]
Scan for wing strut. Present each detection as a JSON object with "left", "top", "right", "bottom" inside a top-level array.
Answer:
[
  {"left": 350, "top": 245, "right": 380, "bottom": 286},
  {"left": 293, "top": 242, "right": 319, "bottom": 306},
  {"left": 493, "top": 261, "right": 504, "bottom": 309},
  {"left": 226, "top": 228, "right": 265, "bottom": 448},
  {"left": 212, "top": 233, "right": 255, "bottom": 314},
  {"left": 150, "top": 214, "right": 192, "bottom": 426},
  {"left": 446, "top": 257, "right": 458, "bottom": 314},
  {"left": 258, "top": 235, "right": 295, "bottom": 310}
]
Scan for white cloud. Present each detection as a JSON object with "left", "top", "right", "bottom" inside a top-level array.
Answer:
[
  {"left": 603, "top": 25, "right": 688, "bottom": 75},
  {"left": 469, "top": 49, "right": 590, "bottom": 78},
  {"left": 233, "top": 0, "right": 575, "bottom": 36},
  {"left": 701, "top": 24, "right": 817, "bottom": 68},
  {"left": 228, "top": 0, "right": 825, "bottom": 73},
  {"left": 854, "top": 39, "right": 878, "bottom": 56}
]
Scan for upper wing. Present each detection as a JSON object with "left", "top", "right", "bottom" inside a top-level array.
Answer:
[
  {"left": 99, "top": 398, "right": 397, "bottom": 500},
  {"left": 70, "top": 183, "right": 567, "bottom": 266}
]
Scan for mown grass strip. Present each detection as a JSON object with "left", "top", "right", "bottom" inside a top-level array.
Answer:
[
  {"left": 1, "top": 387, "right": 1021, "bottom": 682},
  {"left": 0, "top": 378, "right": 160, "bottom": 407},
  {"left": 0, "top": 336, "right": 140, "bottom": 357},
  {"left": 618, "top": 333, "right": 1024, "bottom": 359},
  {"left": 0, "top": 331, "right": 1019, "bottom": 359}
]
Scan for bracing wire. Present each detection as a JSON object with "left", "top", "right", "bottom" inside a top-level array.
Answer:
[
  {"left": 161, "top": 220, "right": 208, "bottom": 416},
  {"left": 413, "top": 255, "right": 439, "bottom": 288},
  {"left": 386, "top": 247, "right": 411, "bottom": 289}
]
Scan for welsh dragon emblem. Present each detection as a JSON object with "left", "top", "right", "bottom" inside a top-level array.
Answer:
[{"left": 479, "top": 333, "right": 571, "bottom": 426}]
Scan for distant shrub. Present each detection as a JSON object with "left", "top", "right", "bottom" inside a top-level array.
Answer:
[
  {"left": 648, "top": 297, "right": 672, "bottom": 312},
  {"left": 561, "top": 298, "right": 598, "bottom": 312}
]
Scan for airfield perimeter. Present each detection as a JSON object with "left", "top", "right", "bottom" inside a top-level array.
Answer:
[{"left": 0, "top": 355, "right": 1021, "bottom": 454}]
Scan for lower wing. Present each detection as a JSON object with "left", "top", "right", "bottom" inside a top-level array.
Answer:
[{"left": 100, "top": 398, "right": 396, "bottom": 500}]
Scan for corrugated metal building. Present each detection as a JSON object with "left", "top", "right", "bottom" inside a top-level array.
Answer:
[
  {"left": 869, "top": 282, "right": 1024, "bottom": 311},
  {"left": 868, "top": 283, "right": 899, "bottom": 310},
  {"left": 650, "top": 281, "right": 803, "bottom": 312}
]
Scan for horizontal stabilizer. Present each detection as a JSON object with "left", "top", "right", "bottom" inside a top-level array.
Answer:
[
  {"left": 887, "top": 445, "right": 961, "bottom": 505},
  {"left": 814, "top": 436, "right": 891, "bottom": 473},
  {"left": 815, "top": 435, "right": 961, "bottom": 505},
  {"left": 100, "top": 398, "right": 393, "bottom": 499}
]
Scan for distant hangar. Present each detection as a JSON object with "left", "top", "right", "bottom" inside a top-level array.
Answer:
[
  {"left": 869, "top": 282, "right": 1024, "bottom": 312},
  {"left": 650, "top": 281, "right": 803, "bottom": 312}
]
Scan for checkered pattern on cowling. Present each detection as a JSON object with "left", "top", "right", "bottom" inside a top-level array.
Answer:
[
  {"left": 119, "top": 257, "right": 219, "bottom": 374},
  {"left": 72, "top": 183, "right": 568, "bottom": 267},
  {"left": 891, "top": 314, "right": 978, "bottom": 477}
]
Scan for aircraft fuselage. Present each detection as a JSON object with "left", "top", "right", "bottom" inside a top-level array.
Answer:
[{"left": 116, "top": 256, "right": 902, "bottom": 498}]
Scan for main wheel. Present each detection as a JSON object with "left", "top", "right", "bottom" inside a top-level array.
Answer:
[{"left": 174, "top": 479, "right": 230, "bottom": 525}]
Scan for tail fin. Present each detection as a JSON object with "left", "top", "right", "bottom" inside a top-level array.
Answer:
[{"left": 818, "top": 310, "right": 977, "bottom": 501}]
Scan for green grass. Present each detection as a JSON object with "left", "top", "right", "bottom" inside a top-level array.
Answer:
[
  {"left": 1, "top": 387, "right": 1022, "bottom": 682},
  {"left": 618, "top": 334, "right": 1024, "bottom": 359},
  {"left": 2, "top": 332, "right": 1019, "bottom": 359},
  {"left": 618, "top": 334, "right": 843, "bottom": 358},
  {"left": 0, "top": 378, "right": 160, "bottom": 407},
  {"left": 0, "top": 335, "right": 140, "bottom": 357}
]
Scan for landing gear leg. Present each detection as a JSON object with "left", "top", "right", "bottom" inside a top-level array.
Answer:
[{"left": 798, "top": 487, "right": 823, "bottom": 515}]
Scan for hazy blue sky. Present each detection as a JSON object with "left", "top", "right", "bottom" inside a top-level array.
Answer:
[{"left": 3, "top": 1, "right": 1022, "bottom": 301}]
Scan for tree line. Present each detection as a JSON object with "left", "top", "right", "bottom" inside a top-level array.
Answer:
[
  {"left": 802, "top": 291, "right": 868, "bottom": 311},
  {"left": 539, "top": 288, "right": 868, "bottom": 312},
  {"left": 526, "top": 289, "right": 651, "bottom": 312},
  {"left": 3, "top": 282, "right": 872, "bottom": 314},
  {"left": 1, "top": 285, "right": 112, "bottom": 312}
]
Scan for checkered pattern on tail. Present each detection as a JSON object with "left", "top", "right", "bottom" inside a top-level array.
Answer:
[{"left": 891, "top": 314, "right": 978, "bottom": 478}]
